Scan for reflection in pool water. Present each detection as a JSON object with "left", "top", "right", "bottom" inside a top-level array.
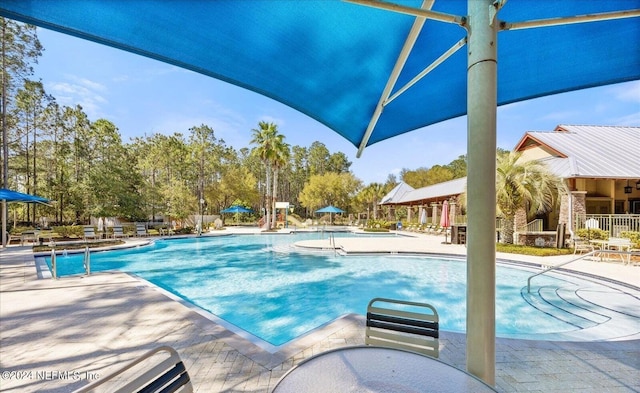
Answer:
[{"left": 44, "top": 233, "right": 635, "bottom": 346}]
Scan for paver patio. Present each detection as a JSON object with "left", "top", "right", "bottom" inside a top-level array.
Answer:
[{"left": 1, "top": 230, "right": 638, "bottom": 392}]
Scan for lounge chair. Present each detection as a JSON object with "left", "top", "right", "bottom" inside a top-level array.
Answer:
[
  {"left": 5, "top": 231, "right": 22, "bottom": 245},
  {"left": 72, "top": 345, "right": 193, "bottom": 393},
  {"left": 37, "top": 230, "right": 62, "bottom": 244},
  {"left": 111, "top": 225, "right": 129, "bottom": 239},
  {"left": 365, "top": 297, "right": 439, "bottom": 358},
  {"left": 136, "top": 224, "right": 148, "bottom": 237},
  {"left": 83, "top": 226, "right": 99, "bottom": 241},
  {"left": 20, "top": 230, "right": 39, "bottom": 245}
]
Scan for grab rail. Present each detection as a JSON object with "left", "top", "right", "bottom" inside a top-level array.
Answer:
[
  {"left": 329, "top": 233, "right": 337, "bottom": 255},
  {"left": 527, "top": 249, "right": 637, "bottom": 293},
  {"left": 51, "top": 248, "right": 57, "bottom": 280},
  {"left": 83, "top": 245, "right": 91, "bottom": 275}
]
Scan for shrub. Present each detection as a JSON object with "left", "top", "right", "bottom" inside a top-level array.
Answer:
[
  {"left": 365, "top": 219, "right": 390, "bottom": 230},
  {"left": 52, "top": 225, "right": 84, "bottom": 238},
  {"left": 9, "top": 225, "right": 34, "bottom": 234},
  {"left": 575, "top": 228, "right": 608, "bottom": 240},
  {"left": 620, "top": 231, "right": 640, "bottom": 248}
]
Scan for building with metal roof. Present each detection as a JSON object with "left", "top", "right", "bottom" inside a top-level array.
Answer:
[
  {"left": 381, "top": 125, "right": 640, "bottom": 239},
  {"left": 515, "top": 125, "right": 639, "bottom": 180}
]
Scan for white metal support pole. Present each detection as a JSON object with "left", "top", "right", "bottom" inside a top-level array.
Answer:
[
  {"left": 1, "top": 201, "right": 6, "bottom": 248},
  {"left": 466, "top": 0, "right": 497, "bottom": 385}
]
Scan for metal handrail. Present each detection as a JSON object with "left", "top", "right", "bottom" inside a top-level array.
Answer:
[
  {"left": 527, "top": 249, "right": 638, "bottom": 293},
  {"left": 51, "top": 248, "right": 57, "bottom": 280},
  {"left": 83, "top": 245, "right": 91, "bottom": 275}
]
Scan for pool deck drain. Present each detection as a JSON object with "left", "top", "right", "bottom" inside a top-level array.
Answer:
[{"left": 1, "top": 228, "right": 639, "bottom": 392}]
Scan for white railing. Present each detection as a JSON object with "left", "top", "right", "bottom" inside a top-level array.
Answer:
[
  {"left": 521, "top": 219, "right": 543, "bottom": 233},
  {"left": 527, "top": 249, "right": 639, "bottom": 293},
  {"left": 575, "top": 214, "right": 640, "bottom": 236}
]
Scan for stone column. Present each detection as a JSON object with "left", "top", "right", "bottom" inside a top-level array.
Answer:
[
  {"left": 513, "top": 208, "right": 527, "bottom": 245},
  {"left": 449, "top": 200, "right": 457, "bottom": 225},
  {"left": 571, "top": 191, "right": 587, "bottom": 232},
  {"left": 431, "top": 203, "right": 439, "bottom": 226}
]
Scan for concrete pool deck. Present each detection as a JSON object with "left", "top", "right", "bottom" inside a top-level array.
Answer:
[{"left": 1, "top": 228, "right": 638, "bottom": 392}]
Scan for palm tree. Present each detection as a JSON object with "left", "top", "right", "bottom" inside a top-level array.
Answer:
[
  {"left": 270, "top": 137, "right": 290, "bottom": 229},
  {"left": 356, "top": 183, "right": 386, "bottom": 221},
  {"left": 250, "top": 121, "right": 286, "bottom": 230},
  {"left": 496, "top": 151, "right": 566, "bottom": 244}
]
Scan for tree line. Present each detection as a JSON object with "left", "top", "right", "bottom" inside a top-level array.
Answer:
[{"left": 1, "top": 19, "right": 469, "bottom": 229}]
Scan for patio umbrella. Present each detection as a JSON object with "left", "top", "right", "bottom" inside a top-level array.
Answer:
[
  {"left": 220, "top": 205, "right": 253, "bottom": 224},
  {"left": 220, "top": 205, "right": 253, "bottom": 214},
  {"left": 2, "top": 1, "right": 637, "bottom": 383},
  {"left": 316, "top": 205, "right": 344, "bottom": 224},
  {"left": 440, "top": 200, "right": 451, "bottom": 244},
  {"left": 97, "top": 217, "right": 104, "bottom": 234},
  {"left": 420, "top": 209, "right": 427, "bottom": 225}
]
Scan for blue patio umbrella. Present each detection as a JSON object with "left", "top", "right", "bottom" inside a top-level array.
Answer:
[
  {"left": 220, "top": 205, "right": 253, "bottom": 225},
  {"left": 316, "top": 205, "right": 344, "bottom": 224},
  {"left": 220, "top": 205, "right": 253, "bottom": 214},
  {"left": 2, "top": 0, "right": 638, "bottom": 383},
  {"left": 315, "top": 205, "right": 345, "bottom": 214}
]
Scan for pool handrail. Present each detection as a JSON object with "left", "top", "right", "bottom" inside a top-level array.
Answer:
[{"left": 526, "top": 249, "right": 638, "bottom": 293}]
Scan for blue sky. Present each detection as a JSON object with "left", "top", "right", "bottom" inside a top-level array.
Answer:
[{"left": 34, "top": 28, "right": 640, "bottom": 185}]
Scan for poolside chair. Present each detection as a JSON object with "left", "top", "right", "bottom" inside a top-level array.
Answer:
[
  {"left": 72, "top": 345, "right": 193, "bottom": 393},
  {"left": 112, "top": 225, "right": 129, "bottom": 239},
  {"left": 136, "top": 224, "right": 149, "bottom": 237},
  {"left": 20, "top": 230, "right": 39, "bottom": 245},
  {"left": 5, "top": 231, "right": 22, "bottom": 245},
  {"left": 37, "top": 230, "right": 62, "bottom": 244},
  {"left": 572, "top": 238, "right": 595, "bottom": 255},
  {"left": 83, "top": 226, "right": 99, "bottom": 241},
  {"left": 365, "top": 297, "right": 439, "bottom": 358}
]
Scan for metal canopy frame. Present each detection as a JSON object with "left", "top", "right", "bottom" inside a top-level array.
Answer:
[
  {"left": 0, "top": 1, "right": 638, "bottom": 387},
  {"left": 348, "top": 0, "right": 640, "bottom": 384}
]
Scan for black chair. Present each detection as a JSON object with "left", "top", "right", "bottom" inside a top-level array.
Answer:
[{"left": 72, "top": 346, "right": 192, "bottom": 393}]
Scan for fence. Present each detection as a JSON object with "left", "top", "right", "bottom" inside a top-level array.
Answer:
[
  {"left": 521, "top": 219, "right": 543, "bottom": 233},
  {"left": 574, "top": 214, "right": 640, "bottom": 237}
]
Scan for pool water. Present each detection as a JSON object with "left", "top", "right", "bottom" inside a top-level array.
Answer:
[{"left": 43, "top": 233, "right": 626, "bottom": 346}]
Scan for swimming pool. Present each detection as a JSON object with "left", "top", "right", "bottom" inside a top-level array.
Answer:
[{"left": 43, "top": 233, "right": 639, "bottom": 347}]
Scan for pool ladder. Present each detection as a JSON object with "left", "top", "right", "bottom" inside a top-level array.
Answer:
[
  {"left": 328, "top": 233, "right": 337, "bottom": 256},
  {"left": 50, "top": 245, "right": 92, "bottom": 279},
  {"left": 527, "top": 249, "right": 637, "bottom": 293}
]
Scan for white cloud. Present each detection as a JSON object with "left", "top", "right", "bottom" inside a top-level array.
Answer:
[
  {"left": 47, "top": 78, "right": 108, "bottom": 119},
  {"left": 609, "top": 80, "right": 640, "bottom": 104}
]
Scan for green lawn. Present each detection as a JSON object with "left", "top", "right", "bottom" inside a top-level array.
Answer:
[{"left": 496, "top": 243, "right": 573, "bottom": 256}]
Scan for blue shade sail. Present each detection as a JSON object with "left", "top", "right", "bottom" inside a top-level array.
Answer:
[
  {"left": 1, "top": 1, "right": 638, "bottom": 151},
  {"left": 0, "top": 188, "right": 50, "bottom": 203}
]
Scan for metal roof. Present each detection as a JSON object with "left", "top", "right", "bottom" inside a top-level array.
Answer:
[
  {"left": 382, "top": 125, "right": 639, "bottom": 206},
  {"left": 380, "top": 177, "right": 466, "bottom": 205},
  {"left": 379, "top": 182, "right": 415, "bottom": 205},
  {"left": 515, "top": 125, "right": 640, "bottom": 178}
]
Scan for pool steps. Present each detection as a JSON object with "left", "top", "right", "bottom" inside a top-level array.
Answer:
[{"left": 522, "top": 281, "right": 640, "bottom": 340}]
